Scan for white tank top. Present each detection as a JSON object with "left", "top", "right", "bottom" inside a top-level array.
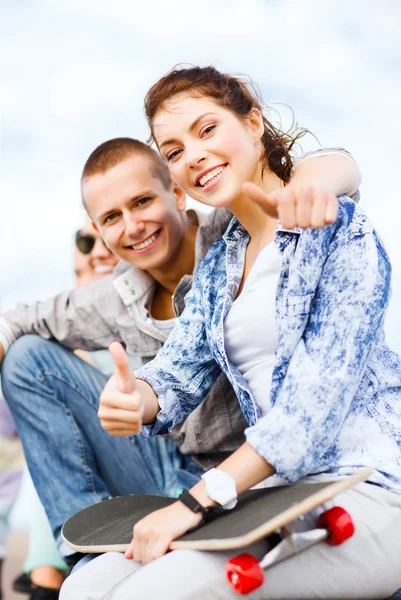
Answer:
[{"left": 224, "top": 241, "right": 281, "bottom": 416}]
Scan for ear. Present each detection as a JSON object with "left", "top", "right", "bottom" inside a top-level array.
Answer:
[
  {"left": 172, "top": 183, "right": 187, "bottom": 212},
  {"left": 248, "top": 108, "right": 264, "bottom": 141}
]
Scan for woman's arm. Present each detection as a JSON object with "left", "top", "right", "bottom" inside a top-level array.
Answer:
[
  {"left": 126, "top": 441, "right": 275, "bottom": 564},
  {"left": 246, "top": 221, "right": 388, "bottom": 483}
]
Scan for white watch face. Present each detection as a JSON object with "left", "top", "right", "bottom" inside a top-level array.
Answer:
[{"left": 202, "top": 469, "right": 238, "bottom": 509}]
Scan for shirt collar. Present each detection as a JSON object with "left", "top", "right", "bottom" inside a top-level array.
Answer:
[
  {"left": 113, "top": 264, "right": 154, "bottom": 306},
  {"left": 223, "top": 216, "right": 302, "bottom": 242}
]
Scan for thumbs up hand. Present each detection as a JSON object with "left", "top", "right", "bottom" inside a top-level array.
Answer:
[
  {"left": 98, "top": 341, "right": 144, "bottom": 436},
  {"left": 242, "top": 180, "right": 337, "bottom": 230},
  {"left": 111, "top": 341, "right": 137, "bottom": 394}
]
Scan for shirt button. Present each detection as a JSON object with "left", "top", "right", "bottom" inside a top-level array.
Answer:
[
  {"left": 131, "top": 290, "right": 136, "bottom": 295},
  {"left": 124, "top": 279, "right": 129, "bottom": 285}
]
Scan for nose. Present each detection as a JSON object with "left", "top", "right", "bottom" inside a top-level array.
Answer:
[
  {"left": 92, "top": 237, "right": 113, "bottom": 260},
  {"left": 186, "top": 142, "right": 207, "bottom": 169},
  {"left": 124, "top": 213, "right": 145, "bottom": 239}
]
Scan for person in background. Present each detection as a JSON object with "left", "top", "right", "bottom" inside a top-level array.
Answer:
[
  {"left": 9, "top": 220, "right": 120, "bottom": 600},
  {"left": 74, "top": 216, "right": 119, "bottom": 287},
  {"left": 0, "top": 395, "right": 24, "bottom": 600}
]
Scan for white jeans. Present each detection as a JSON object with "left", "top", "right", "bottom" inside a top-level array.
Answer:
[{"left": 60, "top": 482, "right": 401, "bottom": 600}]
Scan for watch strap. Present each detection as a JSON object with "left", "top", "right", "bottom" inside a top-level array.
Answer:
[{"left": 178, "top": 490, "right": 225, "bottom": 528}]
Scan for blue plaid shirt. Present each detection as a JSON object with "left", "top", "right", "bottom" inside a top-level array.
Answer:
[{"left": 137, "top": 197, "right": 401, "bottom": 494}]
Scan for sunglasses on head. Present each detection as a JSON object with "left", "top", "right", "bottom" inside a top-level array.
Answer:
[{"left": 75, "top": 230, "right": 108, "bottom": 255}]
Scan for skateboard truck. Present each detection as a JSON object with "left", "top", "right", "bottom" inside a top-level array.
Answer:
[{"left": 225, "top": 506, "right": 354, "bottom": 595}]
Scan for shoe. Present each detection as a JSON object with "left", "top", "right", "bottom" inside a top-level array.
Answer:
[
  {"left": 29, "top": 585, "right": 60, "bottom": 600},
  {"left": 13, "top": 571, "right": 33, "bottom": 594},
  {"left": 63, "top": 551, "right": 87, "bottom": 569}
]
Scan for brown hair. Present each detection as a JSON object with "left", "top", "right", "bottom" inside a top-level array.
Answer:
[
  {"left": 145, "top": 66, "right": 308, "bottom": 183},
  {"left": 81, "top": 137, "right": 172, "bottom": 189}
]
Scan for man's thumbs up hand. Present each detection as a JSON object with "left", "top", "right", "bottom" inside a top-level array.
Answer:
[
  {"left": 98, "top": 342, "right": 144, "bottom": 436},
  {"left": 110, "top": 341, "right": 137, "bottom": 394}
]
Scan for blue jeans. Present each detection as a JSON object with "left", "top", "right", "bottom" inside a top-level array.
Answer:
[{"left": 1, "top": 335, "right": 204, "bottom": 554}]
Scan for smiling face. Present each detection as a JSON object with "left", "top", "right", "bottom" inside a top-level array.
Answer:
[
  {"left": 153, "top": 94, "right": 264, "bottom": 210},
  {"left": 82, "top": 153, "right": 188, "bottom": 272},
  {"left": 74, "top": 215, "right": 118, "bottom": 287}
]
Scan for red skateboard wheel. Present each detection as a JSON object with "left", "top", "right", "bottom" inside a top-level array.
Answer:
[
  {"left": 226, "top": 553, "right": 264, "bottom": 595},
  {"left": 317, "top": 506, "right": 355, "bottom": 545}
]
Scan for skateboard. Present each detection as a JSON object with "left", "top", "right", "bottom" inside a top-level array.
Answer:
[{"left": 62, "top": 467, "right": 372, "bottom": 595}]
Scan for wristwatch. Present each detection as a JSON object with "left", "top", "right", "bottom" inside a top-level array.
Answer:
[{"left": 201, "top": 468, "right": 238, "bottom": 510}]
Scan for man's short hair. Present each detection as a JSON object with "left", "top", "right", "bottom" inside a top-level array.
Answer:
[{"left": 81, "top": 137, "right": 172, "bottom": 190}]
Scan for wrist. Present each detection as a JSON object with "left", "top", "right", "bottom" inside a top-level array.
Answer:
[
  {"left": 176, "top": 497, "right": 204, "bottom": 527},
  {"left": 178, "top": 490, "right": 225, "bottom": 528},
  {"left": 201, "top": 468, "right": 238, "bottom": 510}
]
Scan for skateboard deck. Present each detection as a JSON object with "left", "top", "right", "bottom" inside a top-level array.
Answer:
[{"left": 62, "top": 467, "right": 372, "bottom": 553}]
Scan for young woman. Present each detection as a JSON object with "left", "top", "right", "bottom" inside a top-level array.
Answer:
[{"left": 61, "top": 67, "right": 401, "bottom": 599}]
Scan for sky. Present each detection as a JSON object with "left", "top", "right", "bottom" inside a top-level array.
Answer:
[{"left": 1, "top": 0, "right": 401, "bottom": 350}]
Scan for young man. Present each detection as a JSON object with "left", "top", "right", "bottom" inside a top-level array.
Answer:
[{"left": 0, "top": 138, "right": 361, "bottom": 563}]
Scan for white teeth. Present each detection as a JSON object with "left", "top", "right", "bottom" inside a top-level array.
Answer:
[
  {"left": 94, "top": 265, "right": 113, "bottom": 274},
  {"left": 132, "top": 233, "right": 157, "bottom": 251},
  {"left": 199, "top": 166, "right": 225, "bottom": 187}
]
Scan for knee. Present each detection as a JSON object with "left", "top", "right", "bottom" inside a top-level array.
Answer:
[
  {"left": 3, "top": 334, "right": 48, "bottom": 368},
  {"left": 1, "top": 335, "right": 55, "bottom": 398}
]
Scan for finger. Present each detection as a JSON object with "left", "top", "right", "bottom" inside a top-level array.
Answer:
[
  {"left": 100, "top": 391, "right": 142, "bottom": 411},
  {"left": 145, "top": 535, "right": 171, "bottom": 564},
  {"left": 309, "top": 188, "right": 327, "bottom": 228},
  {"left": 109, "top": 341, "right": 136, "bottom": 394},
  {"left": 99, "top": 421, "right": 142, "bottom": 436},
  {"left": 324, "top": 193, "right": 338, "bottom": 224},
  {"left": 125, "top": 539, "right": 134, "bottom": 560},
  {"left": 143, "top": 534, "right": 157, "bottom": 565},
  {"left": 98, "top": 405, "right": 143, "bottom": 423},
  {"left": 277, "top": 190, "right": 297, "bottom": 230},
  {"left": 295, "top": 190, "right": 312, "bottom": 229},
  {"left": 242, "top": 182, "right": 279, "bottom": 218},
  {"left": 98, "top": 413, "right": 142, "bottom": 430},
  {"left": 133, "top": 526, "right": 142, "bottom": 564}
]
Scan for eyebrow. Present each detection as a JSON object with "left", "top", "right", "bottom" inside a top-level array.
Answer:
[
  {"left": 98, "top": 189, "right": 155, "bottom": 221},
  {"left": 158, "top": 112, "right": 217, "bottom": 150}
]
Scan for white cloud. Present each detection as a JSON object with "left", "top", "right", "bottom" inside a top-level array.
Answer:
[
  {"left": 47, "top": 62, "right": 148, "bottom": 117},
  {"left": 1, "top": 0, "right": 401, "bottom": 353},
  {"left": 62, "top": 0, "right": 268, "bottom": 37}
]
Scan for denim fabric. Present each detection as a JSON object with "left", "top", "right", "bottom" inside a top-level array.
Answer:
[
  {"left": 0, "top": 208, "right": 248, "bottom": 470},
  {"left": 136, "top": 198, "right": 401, "bottom": 494},
  {"left": 1, "top": 336, "right": 204, "bottom": 553}
]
